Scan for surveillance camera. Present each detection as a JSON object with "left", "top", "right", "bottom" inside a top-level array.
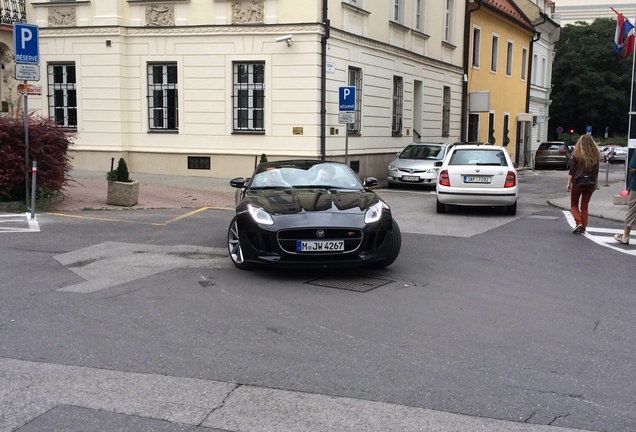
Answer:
[{"left": 275, "top": 35, "right": 293, "bottom": 42}]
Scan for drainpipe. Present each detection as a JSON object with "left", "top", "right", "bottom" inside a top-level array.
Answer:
[
  {"left": 461, "top": 0, "right": 482, "bottom": 142},
  {"left": 320, "top": 0, "right": 330, "bottom": 161},
  {"left": 527, "top": 13, "right": 547, "bottom": 115}
]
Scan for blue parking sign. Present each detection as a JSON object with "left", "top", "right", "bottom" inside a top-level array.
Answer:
[
  {"left": 586, "top": 125, "right": 592, "bottom": 134},
  {"left": 13, "top": 23, "right": 39, "bottom": 65},
  {"left": 339, "top": 86, "right": 356, "bottom": 112}
]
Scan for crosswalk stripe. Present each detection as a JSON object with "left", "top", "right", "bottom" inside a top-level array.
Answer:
[{"left": 563, "top": 211, "right": 635, "bottom": 256}]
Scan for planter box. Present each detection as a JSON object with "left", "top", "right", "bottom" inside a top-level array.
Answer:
[{"left": 107, "top": 180, "right": 139, "bottom": 206}]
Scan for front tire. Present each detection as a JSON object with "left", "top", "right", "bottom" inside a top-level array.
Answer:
[
  {"left": 228, "top": 216, "right": 253, "bottom": 270},
  {"left": 368, "top": 219, "right": 402, "bottom": 268}
]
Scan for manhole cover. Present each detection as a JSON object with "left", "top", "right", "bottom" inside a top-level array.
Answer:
[{"left": 305, "top": 276, "right": 394, "bottom": 293}]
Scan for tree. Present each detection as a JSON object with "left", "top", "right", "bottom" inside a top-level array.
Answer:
[{"left": 549, "top": 19, "right": 633, "bottom": 139}]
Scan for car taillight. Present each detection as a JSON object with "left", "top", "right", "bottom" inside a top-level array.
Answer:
[
  {"left": 504, "top": 171, "right": 516, "bottom": 188},
  {"left": 559, "top": 149, "right": 566, "bottom": 154},
  {"left": 439, "top": 170, "right": 450, "bottom": 186}
]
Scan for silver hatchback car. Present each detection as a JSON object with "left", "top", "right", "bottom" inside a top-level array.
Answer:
[{"left": 387, "top": 143, "right": 449, "bottom": 188}]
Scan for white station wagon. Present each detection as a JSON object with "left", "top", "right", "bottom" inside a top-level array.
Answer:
[{"left": 436, "top": 143, "right": 518, "bottom": 215}]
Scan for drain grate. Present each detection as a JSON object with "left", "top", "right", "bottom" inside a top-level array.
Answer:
[{"left": 305, "top": 276, "right": 394, "bottom": 293}]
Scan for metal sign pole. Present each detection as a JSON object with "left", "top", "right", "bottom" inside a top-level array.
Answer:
[
  {"left": 22, "top": 82, "right": 29, "bottom": 208},
  {"left": 30, "top": 161, "right": 37, "bottom": 220}
]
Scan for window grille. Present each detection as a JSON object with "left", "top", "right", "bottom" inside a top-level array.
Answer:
[
  {"left": 392, "top": 76, "right": 403, "bottom": 136},
  {"left": 147, "top": 63, "right": 178, "bottom": 131},
  {"left": 47, "top": 63, "right": 77, "bottom": 129},
  {"left": 442, "top": 86, "right": 451, "bottom": 137},
  {"left": 348, "top": 67, "right": 362, "bottom": 134},
  {"left": 233, "top": 62, "right": 264, "bottom": 132}
]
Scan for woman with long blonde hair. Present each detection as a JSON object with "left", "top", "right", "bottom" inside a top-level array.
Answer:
[{"left": 566, "top": 134, "right": 600, "bottom": 234}]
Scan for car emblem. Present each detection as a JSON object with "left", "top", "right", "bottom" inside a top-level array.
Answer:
[
  {"left": 475, "top": 169, "right": 480, "bottom": 173},
  {"left": 316, "top": 229, "right": 325, "bottom": 238}
]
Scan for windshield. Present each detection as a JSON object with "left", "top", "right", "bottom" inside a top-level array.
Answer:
[
  {"left": 399, "top": 144, "right": 445, "bottom": 160},
  {"left": 449, "top": 149, "right": 508, "bottom": 166},
  {"left": 250, "top": 162, "right": 364, "bottom": 190}
]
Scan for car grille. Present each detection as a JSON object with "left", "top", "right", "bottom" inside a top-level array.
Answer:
[
  {"left": 277, "top": 228, "right": 363, "bottom": 254},
  {"left": 398, "top": 168, "right": 426, "bottom": 174}
]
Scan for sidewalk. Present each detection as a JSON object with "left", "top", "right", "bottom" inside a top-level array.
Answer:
[
  {"left": 546, "top": 180, "right": 628, "bottom": 223},
  {"left": 45, "top": 170, "right": 237, "bottom": 212},
  {"left": 44, "top": 169, "right": 630, "bottom": 223}
]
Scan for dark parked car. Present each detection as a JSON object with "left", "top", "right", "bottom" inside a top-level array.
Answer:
[
  {"left": 228, "top": 160, "right": 401, "bottom": 270},
  {"left": 534, "top": 141, "right": 571, "bottom": 170}
]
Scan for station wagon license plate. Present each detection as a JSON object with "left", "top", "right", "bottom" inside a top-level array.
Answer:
[
  {"left": 297, "top": 240, "right": 345, "bottom": 252},
  {"left": 402, "top": 175, "right": 419, "bottom": 182},
  {"left": 463, "top": 176, "right": 491, "bottom": 184}
]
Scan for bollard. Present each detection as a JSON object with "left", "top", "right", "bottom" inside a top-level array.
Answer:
[
  {"left": 30, "top": 161, "right": 37, "bottom": 220},
  {"left": 604, "top": 159, "right": 610, "bottom": 187}
]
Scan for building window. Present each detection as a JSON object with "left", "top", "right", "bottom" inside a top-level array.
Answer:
[
  {"left": 521, "top": 47, "right": 527, "bottom": 81},
  {"left": 488, "top": 112, "right": 495, "bottom": 144},
  {"left": 444, "top": 0, "right": 454, "bottom": 42},
  {"left": 442, "top": 86, "right": 451, "bottom": 137},
  {"left": 188, "top": 156, "right": 211, "bottom": 170},
  {"left": 233, "top": 62, "right": 264, "bottom": 132},
  {"left": 348, "top": 66, "right": 362, "bottom": 134},
  {"left": 541, "top": 56, "right": 547, "bottom": 87},
  {"left": 147, "top": 63, "right": 178, "bottom": 131},
  {"left": 468, "top": 113, "right": 479, "bottom": 142},
  {"left": 472, "top": 26, "right": 481, "bottom": 68},
  {"left": 415, "top": 0, "right": 423, "bottom": 31},
  {"left": 392, "top": 76, "right": 403, "bottom": 136},
  {"left": 491, "top": 34, "right": 499, "bottom": 72},
  {"left": 531, "top": 53, "right": 538, "bottom": 84},
  {"left": 506, "top": 41, "right": 513, "bottom": 76},
  {"left": 392, "top": 0, "right": 402, "bottom": 23},
  {"left": 502, "top": 114, "right": 510, "bottom": 147},
  {"left": 47, "top": 63, "right": 77, "bottom": 129}
]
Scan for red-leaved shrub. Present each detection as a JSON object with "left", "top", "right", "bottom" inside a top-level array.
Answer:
[{"left": 0, "top": 116, "right": 74, "bottom": 202}]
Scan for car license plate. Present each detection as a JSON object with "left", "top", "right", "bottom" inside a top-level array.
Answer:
[
  {"left": 463, "top": 176, "right": 491, "bottom": 184},
  {"left": 402, "top": 175, "right": 420, "bottom": 182},
  {"left": 297, "top": 240, "right": 344, "bottom": 252}
]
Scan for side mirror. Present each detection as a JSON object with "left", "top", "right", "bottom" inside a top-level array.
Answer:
[
  {"left": 434, "top": 161, "right": 443, "bottom": 167},
  {"left": 364, "top": 176, "right": 378, "bottom": 189},
  {"left": 230, "top": 177, "right": 245, "bottom": 188}
]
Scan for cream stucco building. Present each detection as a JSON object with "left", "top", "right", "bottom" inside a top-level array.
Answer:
[{"left": 1, "top": 0, "right": 467, "bottom": 180}]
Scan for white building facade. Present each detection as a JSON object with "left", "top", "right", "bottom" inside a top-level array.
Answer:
[
  {"left": 554, "top": 0, "right": 636, "bottom": 25},
  {"left": 527, "top": 0, "right": 560, "bottom": 156},
  {"left": 0, "top": 0, "right": 466, "bottom": 179}
]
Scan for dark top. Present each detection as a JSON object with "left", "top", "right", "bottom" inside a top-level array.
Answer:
[{"left": 569, "top": 156, "right": 599, "bottom": 185}]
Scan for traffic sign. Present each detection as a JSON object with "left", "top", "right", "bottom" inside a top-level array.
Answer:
[
  {"left": 13, "top": 23, "right": 39, "bottom": 65},
  {"left": 14, "top": 63, "right": 40, "bottom": 81},
  {"left": 338, "top": 112, "right": 355, "bottom": 124},
  {"left": 586, "top": 125, "right": 592, "bottom": 134},
  {"left": 339, "top": 86, "right": 356, "bottom": 112}
]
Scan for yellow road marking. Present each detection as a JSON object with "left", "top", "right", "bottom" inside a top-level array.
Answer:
[{"left": 45, "top": 206, "right": 234, "bottom": 226}]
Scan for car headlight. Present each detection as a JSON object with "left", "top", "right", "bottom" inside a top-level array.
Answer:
[
  {"left": 364, "top": 201, "right": 387, "bottom": 223},
  {"left": 388, "top": 164, "right": 396, "bottom": 171},
  {"left": 427, "top": 168, "right": 440, "bottom": 173},
  {"left": 247, "top": 204, "right": 274, "bottom": 225}
]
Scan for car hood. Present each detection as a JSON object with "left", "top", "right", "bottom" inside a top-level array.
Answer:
[
  {"left": 390, "top": 158, "right": 438, "bottom": 170},
  {"left": 241, "top": 188, "right": 379, "bottom": 214}
]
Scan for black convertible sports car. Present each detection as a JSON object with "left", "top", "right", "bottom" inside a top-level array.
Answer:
[{"left": 228, "top": 160, "right": 401, "bottom": 269}]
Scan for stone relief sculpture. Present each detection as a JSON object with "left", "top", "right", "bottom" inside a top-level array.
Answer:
[
  {"left": 146, "top": 4, "right": 175, "bottom": 26},
  {"left": 48, "top": 7, "right": 77, "bottom": 27},
  {"left": 1, "top": 51, "right": 22, "bottom": 118},
  {"left": 231, "top": 0, "right": 263, "bottom": 23}
]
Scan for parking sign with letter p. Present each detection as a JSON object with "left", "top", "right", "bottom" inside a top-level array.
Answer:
[{"left": 13, "top": 23, "right": 39, "bottom": 65}]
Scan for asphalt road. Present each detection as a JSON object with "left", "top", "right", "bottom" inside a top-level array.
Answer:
[{"left": 1, "top": 166, "right": 635, "bottom": 432}]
